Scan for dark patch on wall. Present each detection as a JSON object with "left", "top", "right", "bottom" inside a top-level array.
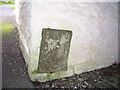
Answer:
[
  {"left": 118, "top": 2, "right": 120, "bottom": 63},
  {"left": 38, "top": 28, "right": 72, "bottom": 73}
]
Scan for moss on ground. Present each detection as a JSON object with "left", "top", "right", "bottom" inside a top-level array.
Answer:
[
  {"left": 10, "top": 6, "right": 15, "bottom": 9},
  {"left": 2, "top": 22, "right": 14, "bottom": 35}
]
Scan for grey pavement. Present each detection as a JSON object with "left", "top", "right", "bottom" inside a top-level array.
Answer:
[
  {"left": 0, "top": 4, "right": 16, "bottom": 26},
  {"left": 1, "top": 4, "right": 36, "bottom": 88}
]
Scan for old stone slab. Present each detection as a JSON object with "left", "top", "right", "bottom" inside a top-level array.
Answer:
[{"left": 38, "top": 28, "right": 72, "bottom": 73}]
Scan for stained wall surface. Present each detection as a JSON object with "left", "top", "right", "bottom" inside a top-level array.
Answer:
[{"left": 15, "top": 0, "right": 118, "bottom": 82}]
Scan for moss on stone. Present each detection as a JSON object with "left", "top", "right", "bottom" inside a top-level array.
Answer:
[
  {"left": 46, "top": 74, "right": 52, "bottom": 81},
  {"left": 44, "top": 71, "right": 66, "bottom": 81},
  {"left": 31, "top": 69, "right": 39, "bottom": 74}
]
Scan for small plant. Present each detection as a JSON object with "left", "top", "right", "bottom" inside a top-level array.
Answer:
[
  {"left": 10, "top": 6, "right": 15, "bottom": 9},
  {"left": 2, "top": 22, "right": 14, "bottom": 35},
  {"left": 31, "top": 69, "right": 39, "bottom": 74}
]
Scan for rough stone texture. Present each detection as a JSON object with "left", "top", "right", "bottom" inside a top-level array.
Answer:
[
  {"left": 38, "top": 28, "right": 72, "bottom": 73},
  {"left": 15, "top": 0, "right": 118, "bottom": 82}
]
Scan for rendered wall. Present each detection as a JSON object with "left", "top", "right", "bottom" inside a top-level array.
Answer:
[
  {"left": 15, "top": 0, "right": 31, "bottom": 67},
  {"left": 15, "top": 0, "right": 118, "bottom": 82}
]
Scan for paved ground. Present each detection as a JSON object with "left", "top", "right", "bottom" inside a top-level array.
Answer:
[
  {"left": 0, "top": 4, "right": 16, "bottom": 25},
  {"left": 1, "top": 4, "right": 36, "bottom": 88},
  {"left": 1, "top": 4, "right": 120, "bottom": 89}
]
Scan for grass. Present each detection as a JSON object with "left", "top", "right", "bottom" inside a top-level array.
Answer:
[
  {"left": 0, "top": 2, "right": 15, "bottom": 5},
  {"left": 10, "top": 6, "right": 15, "bottom": 9},
  {"left": 2, "top": 22, "right": 14, "bottom": 35}
]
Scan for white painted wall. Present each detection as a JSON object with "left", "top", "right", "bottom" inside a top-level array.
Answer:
[{"left": 15, "top": 0, "right": 118, "bottom": 82}]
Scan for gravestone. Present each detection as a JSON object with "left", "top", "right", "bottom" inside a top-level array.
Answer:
[{"left": 38, "top": 28, "right": 72, "bottom": 73}]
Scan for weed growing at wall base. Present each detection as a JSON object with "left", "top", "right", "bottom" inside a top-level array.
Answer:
[{"left": 2, "top": 22, "right": 14, "bottom": 35}]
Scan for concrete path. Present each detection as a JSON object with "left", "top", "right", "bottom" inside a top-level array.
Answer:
[
  {"left": 1, "top": 4, "right": 36, "bottom": 88},
  {"left": 0, "top": 5, "right": 16, "bottom": 25}
]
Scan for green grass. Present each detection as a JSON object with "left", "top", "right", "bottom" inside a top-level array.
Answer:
[
  {"left": 2, "top": 22, "right": 14, "bottom": 35},
  {"left": 0, "top": 2, "right": 15, "bottom": 5},
  {"left": 10, "top": 6, "right": 15, "bottom": 9}
]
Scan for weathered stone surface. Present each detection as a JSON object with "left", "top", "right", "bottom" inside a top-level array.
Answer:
[{"left": 38, "top": 29, "right": 72, "bottom": 73}]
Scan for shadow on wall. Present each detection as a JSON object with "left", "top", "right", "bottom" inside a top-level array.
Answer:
[{"left": 118, "top": 2, "right": 120, "bottom": 62}]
